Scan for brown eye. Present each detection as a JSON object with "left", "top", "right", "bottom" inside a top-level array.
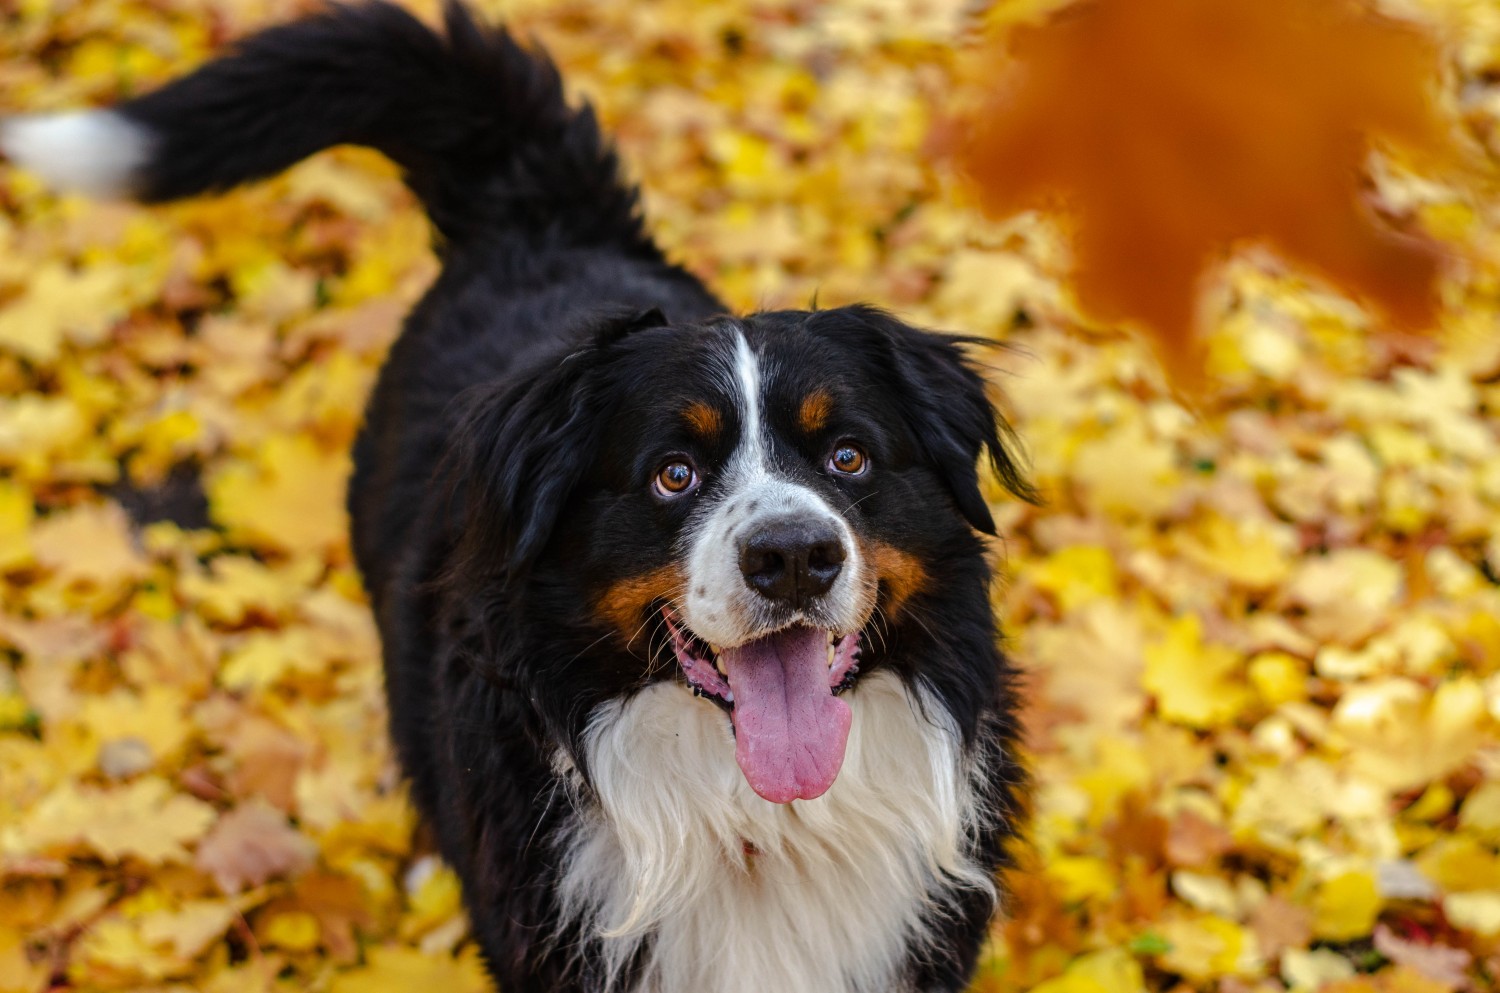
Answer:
[
  {"left": 655, "top": 460, "right": 698, "bottom": 496},
  {"left": 828, "top": 443, "right": 867, "bottom": 476}
]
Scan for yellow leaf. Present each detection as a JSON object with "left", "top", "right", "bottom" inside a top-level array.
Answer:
[
  {"left": 1171, "top": 871, "right": 1242, "bottom": 918},
  {"left": 219, "top": 628, "right": 331, "bottom": 691},
  {"left": 136, "top": 899, "right": 237, "bottom": 958},
  {"left": 328, "top": 945, "right": 492, "bottom": 993},
  {"left": 1071, "top": 418, "right": 1181, "bottom": 520},
  {"left": 0, "top": 263, "right": 129, "bottom": 364},
  {"left": 77, "top": 685, "right": 193, "bottom": 770},
  {"left": 1415, "top": 836, "right": 1500, "bottom": 895},
  {"left": 20, "top": 777, "right": 214, "bottom": 865},
  {"left": 1333, "top": 678, "right": 1487, "bottom": 792},
  {"left": 1281, "top": 947, "right": 1356, "bottom": 991},
  {"left": 1311, "top": 870, "right": 1381, "bottom": 941},
  {"left": 1286, "top": 549, "right": 1403, "bottom": 643},
  {"left": 262, "top": 910, "right": 321, "bottom": 952},
  {"left": 1177, "top": 513, "right": 1294, "bottom": 589},
  {"left": 1031, "top": 948, "right": 1147, "bottom": 993},
  {"left": 0, "top": 481, "right": 34, "bottom": 572},
  {"left": 1143, "top": 615, "right": 1252, "bottom": 729},
  {"left": 1046, "top": 856, "right": 1116, "bottom": 903},
  {"left": 71, "top": 916, "right": 164, "bottom": 983},
  {"left": 180, "top": 554, "right": 318, "bottom": 625},
  {"left": 0, "top": 395, "right": 89, "bottom": 473},
  {"left": 1459, "top": 781, "right": 1500, "bottom": 838},
  {"left": 1156, "top": 913, "right": 1259, "bottom": 982},
  {"left": 1443, "top": 892, "right": 1500, "bottom": 936},
  {"left": 31, "top": 501, "right": 147, "bottom": 588},
  {"left": 207, "top": 434, "right": 350, "bottom": 554},
  {"left": 1247, "top": 651, "right": 1307, "bottom": 706},
  {"left": 1028, "top": 545, "right": 1118, "bottom": 611},
  {"left": 402, "top": 857, "right": 464, "bottom": 939},
  {"left": 0, "top": 927, "right": 47, "bottom": 993}
]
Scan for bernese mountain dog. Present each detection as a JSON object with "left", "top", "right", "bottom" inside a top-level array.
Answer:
[{"left": 1, "top": 3, "right": 1035, "bottom": 990}]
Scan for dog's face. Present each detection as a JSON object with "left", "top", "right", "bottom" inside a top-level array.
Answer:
[{"left": 453, "top": 305, "right": 1031, "bottom": 803}]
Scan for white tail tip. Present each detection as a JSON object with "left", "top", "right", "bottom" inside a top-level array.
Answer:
[{"left": 0, "top": 110, "right": 152, "bottom": 198}]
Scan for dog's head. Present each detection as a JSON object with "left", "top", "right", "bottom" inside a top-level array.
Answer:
[{"left": 451, "top": 305, "right": 1032, "bottom": 802}]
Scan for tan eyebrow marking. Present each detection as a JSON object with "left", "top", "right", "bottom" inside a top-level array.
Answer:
[
  {"left": 798, "top": 390, "right": 832, "bottom": 434},
  {"left": 682, "top": 401, "right": 722, "bottom": 440}
]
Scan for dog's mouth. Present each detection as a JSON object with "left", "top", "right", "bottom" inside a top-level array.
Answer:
[{"left": 662, "top": 609, "right": 862, "bottom": 804}]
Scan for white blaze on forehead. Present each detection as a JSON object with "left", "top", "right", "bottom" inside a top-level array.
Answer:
[
  {"left": 677, "top": 327, "right": 873, "bottom": 648},
  {"left": 729, "top": 328, "right": 768, "bottom": 475}
]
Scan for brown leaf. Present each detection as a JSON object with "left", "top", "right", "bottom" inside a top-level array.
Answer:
[
  {"left": 1166, "top": 810, "right": 1235, "bottom": 868},
  {"left": 195, "top": 800, "right": 317, "bottom": 895},
  {"left": 1372, "top": 924, "right": 1472, "bottom": 988},
  {"left": 224, "top": 715, "right": 311, "bottom": 812},
  {"left": 1250, "top": 893, "right": 1313, "bottom": 959}
]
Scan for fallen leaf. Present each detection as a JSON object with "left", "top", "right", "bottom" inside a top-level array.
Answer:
[
  {"left": 195, "top": 799, "right": 317, "bottom": 895},
  {"left": 1143, "top": 614, "right": 1252, "bottom": 729}
]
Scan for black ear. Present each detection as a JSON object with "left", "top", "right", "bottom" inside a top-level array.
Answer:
[
  {"left": 446, "top": 310, "right": 651, "bottom": 583},
  {"left": 835, "top": 305, "right": 1037, "bottom": 534}
]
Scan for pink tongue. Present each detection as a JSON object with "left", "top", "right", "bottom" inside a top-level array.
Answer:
[{"left": 721, "top": 626, "right": 852, "bottom": 803}]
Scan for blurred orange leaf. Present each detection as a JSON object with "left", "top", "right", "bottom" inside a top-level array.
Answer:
[{"left": 952, "top": 0, "right": 1467, "bottom": 383}]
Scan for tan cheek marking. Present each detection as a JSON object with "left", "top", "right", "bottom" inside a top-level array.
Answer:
[
  {"left": 798, "top": 390, "right": 832, "bottom": 434},
  {"left": 595, "top": 564, "right": 686, "bottom": 641},
  {"left": 866, "top": 541, "right": 930, "bottom": 620},
  {"left": 683, "top": 402, "right": 722, "bottom": 441}
]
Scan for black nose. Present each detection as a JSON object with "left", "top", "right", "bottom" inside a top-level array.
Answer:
[{"left": 739, "top": 519, "right": 847, "bottom": 607}]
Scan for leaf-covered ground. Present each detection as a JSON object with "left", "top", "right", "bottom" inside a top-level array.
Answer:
[{"left": 2, "top": 1, "right": 1499, "bottom": 991}]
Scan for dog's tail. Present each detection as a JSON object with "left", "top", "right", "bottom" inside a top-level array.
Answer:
[{"left": 0, "top": 0, "right": 651, "bottom": 253}]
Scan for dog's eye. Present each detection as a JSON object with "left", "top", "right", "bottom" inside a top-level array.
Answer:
[
  {"left": 828, "top": 443, "right": 868, "bottom": 476},
  {"left": 655, "top": 460, "right": 698, "bottom": 496}
]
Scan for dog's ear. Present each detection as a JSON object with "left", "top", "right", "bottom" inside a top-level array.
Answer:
[
  {"left": 821, "top": 305, "right": 1036, "bottom": 534},
  {"left": 448, "top": 309, "right": 657, "bottom": 582},
  {"left": 595, "top": 306, "right": 667, "bottom": 345}
]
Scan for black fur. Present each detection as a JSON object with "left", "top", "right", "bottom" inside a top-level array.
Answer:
[{"left": 94, "top": 3, "right": 1034, "bottom": 989}]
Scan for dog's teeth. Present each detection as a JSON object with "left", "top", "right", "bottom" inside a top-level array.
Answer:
[
  {"left": 715, "top": 656, "right": 727, "bottom": 676},
  {"left": 708, "top": 643, "right": 721, "bottom": 655},
  {"left": 724, "top": 691, "right": 733, "bottom": 703},
  {"left": 825, "top": 631, "right": 833, "bottom": 646},
  {"left": 826, "top": 644, "right": 835, "bottom": 666}
]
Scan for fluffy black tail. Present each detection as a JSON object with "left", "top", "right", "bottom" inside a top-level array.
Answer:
[{"left": 0, "top": 0, "right": 651, "bottom": 253}]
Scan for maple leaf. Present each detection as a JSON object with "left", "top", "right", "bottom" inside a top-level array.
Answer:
[
  {"left": 327, "top": 945, "right": 493, "bottom": 993},
  {"left": 952, "top": 0, "right": 1465, "bottom": 383},
  {"left": 0, "top": 262, "right": 132, "bottom": 365},
  {"left": 195, "top": 799, "right": 318, "bottom": 895},
  {"left": 135, "top": 899, "right": 239, "bottom": 959},
  {"left": 18, "top": 777, "right": 214, "bottom": 865},
  {"left": 1371, "top": 924, "right": 1472, "bottom": 988},
  {"left": 205, "top": 434, "right": 351, "bottom": 555},
  {"left": 30, "top": 501, "right": 147, "bottom": 589},
  {"left": 1142, "top": 614, "right": 1252, "bottom": 729}
]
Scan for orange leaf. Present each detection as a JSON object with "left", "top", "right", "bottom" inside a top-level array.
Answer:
[{"left": 950, "top": 0, "right": 1467, "bottom": 385}]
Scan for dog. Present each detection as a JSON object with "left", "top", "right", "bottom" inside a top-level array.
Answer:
[{"left": 1, "top": 3, "right": 1034, "bottom": 990}]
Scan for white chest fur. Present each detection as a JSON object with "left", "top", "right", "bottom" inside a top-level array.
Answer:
[{"left": 556, "top": 671, "right": 990, "bottom": 993}]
